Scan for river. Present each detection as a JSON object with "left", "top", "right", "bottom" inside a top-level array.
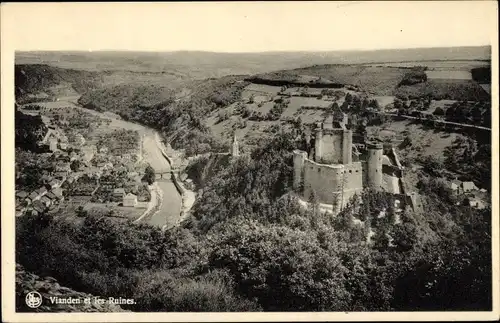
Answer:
[{"left": 32, "top": 96, "right": 182, "bottom": 229}]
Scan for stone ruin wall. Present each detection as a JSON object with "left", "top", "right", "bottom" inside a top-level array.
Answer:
[{"left": 302, "top": 158, "right": 363, "bottom": 207}]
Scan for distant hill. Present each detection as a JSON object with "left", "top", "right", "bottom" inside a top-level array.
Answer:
[{"left": 16, "top": 46, "right": 490, "bottom": 77}]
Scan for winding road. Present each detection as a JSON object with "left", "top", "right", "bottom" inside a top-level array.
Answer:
[{"left": 36, "top": 96, "right": 182, "bottom": 229}]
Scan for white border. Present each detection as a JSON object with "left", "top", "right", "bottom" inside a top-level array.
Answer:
[{"left": 1, "top": 2, "right": 499, "bottom": 322}]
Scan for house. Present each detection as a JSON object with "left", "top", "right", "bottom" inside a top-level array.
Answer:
[
  {"left": 81, "top": 145, "right": 96, "bottom": 162},
  {"left": 66, "top": 174, "right": 77, "bottom": 184},
  {"left": 55, "top": 162, "right": 71, "bottom": 172},
  {"left": 48, "top": 138, "right": 58, "bottom": 152},
  {"left": 56, "top": 154, "right": 71, "bottom": 163},
  {"left": 59, "top": 142, "right": 68, "bottom": 151},
  {"left": 96, "top": 162, "right": 107, "bottom": 168},
  {"left": 45, "top": 191, "right": 57, "bottom": 201},
  {"left": 461, "top": 181, "right": 478, "bottom": 193},
  {"left": 40, "top": 195, "right": 52, "bottom": 207},
  {"left": 54, "top": 171, "right": 68, "bottom": 180},
  {"left": 469, "top": 198, "right": 486, "bottom": 209},
  {"left": 48, "top": 179, "right": 61, "bottom": 189},
  {"left": 16, "top": 191, "right": 29, "bottom": 200},
  {"left": 86, "top": 167, "right": 102, "bottom": 179},
  {"left": 31, "top": 200, "right": 46, "bottom": 214},
  {"left": 52, "top": 187, "right": 64, "bottom": 201},
  {"left": 123, "top": 193, "right": 138, "bottom": 207},
  {"left": 450, "top": 180, "right": 461, "bottom": 192},
  {"left": 15, "top": 199, "right": 24, "bottom": 211},
  {"left": 101, "top": 162, "right": 114, "bottom": 171},
  {"left": 28, "top": 191, "right": 40, "bottom": 202},
  {"left": 37, "top": 186, "right": 48, "bottom": 196},
  {"left": 113, "top": 188, "right": 126, "bottom": 199},
  {"left": 99, "top": 146, "right": 109, "bottom": 154}
]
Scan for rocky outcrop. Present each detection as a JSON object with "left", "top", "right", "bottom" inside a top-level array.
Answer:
[{"left": 15, "top": 264, "right": 129, "bottom": 312}]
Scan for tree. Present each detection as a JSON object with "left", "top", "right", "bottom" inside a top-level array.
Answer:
[
  {"left": 433, "top": 107, "right": 445, "bottom": 117},
  {"left": 345, "top": 93, "right": 353, "bottom": 104},
  {"left": 142, "top": 164, "right": 156, "bottom": 185},
  {"left": 76, "top": 205, "right": 88, "bottom": 217},
  {"left": 369, "top": 99, "right": 380, "bottom": 110},
  {"left": 70, "top": 159, "right": 82, "bottom": 172},
  {"left": 421, "top": 156, "right": 444, "bottom": 177}
]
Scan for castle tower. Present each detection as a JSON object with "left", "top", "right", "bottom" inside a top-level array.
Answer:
[
  {"left": 342, "top": 129, "right": 353, "bottom": 165},
  {"left": 314, "top": 125, "right": 323, "bottom": 162},
  {"left": 231, "top": 135, "right": 240, "bottom": 157},
  {"left": 293, "top": 150, "right": 307, "bottom": 190},
  {"left": 367, "top": 142, "right": 383, "bottom": 190}
]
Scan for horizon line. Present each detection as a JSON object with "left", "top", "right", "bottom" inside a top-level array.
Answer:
[{"left": 16, "top": 44, "right": 492, "bottom": 54}]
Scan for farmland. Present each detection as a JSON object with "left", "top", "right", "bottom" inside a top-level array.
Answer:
[{"left": 425, "top": 70, "right": 472, "bottom": 80}]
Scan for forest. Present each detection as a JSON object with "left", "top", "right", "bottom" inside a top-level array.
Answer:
[{"left": 16, "top": 133, "right": 491, "bottom": 311}]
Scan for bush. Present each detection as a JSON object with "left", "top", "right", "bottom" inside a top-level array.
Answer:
[
  {"left": 433, "top": 107, "right": 445, "bottom": 116},
  {"left": 399, "top": 70, "right": 427, "bottom": 86}
]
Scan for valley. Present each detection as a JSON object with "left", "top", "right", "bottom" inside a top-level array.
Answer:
[{"left": 13, "top": 47, "right": 493, "bottom": 313}]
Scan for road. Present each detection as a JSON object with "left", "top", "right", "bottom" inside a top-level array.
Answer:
[
  {"left": 35, "top": 96, "right": 182, "bottom": 229},
  {"left": 381, "top": 113, "right": 491, "bottom": 131}
]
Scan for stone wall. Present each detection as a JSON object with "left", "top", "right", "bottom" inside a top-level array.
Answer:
[
  {"left": 303, "top": 159, "right": 343, "bottom": 204},
  {"left": 343, "top": 162, "right": 363, "bottom": 191},
  {"left": 302, "top": 158, "right": 363, "bottom": 206},
  {"left": 315, "top": 128, "right": 346, "bottom": 163},
  {"left": 382, "top": 173, "right": 401, "bottom": 194}
]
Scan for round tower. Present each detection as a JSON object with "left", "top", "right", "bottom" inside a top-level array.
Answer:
[{"left": 367, "top": 142, "right": 383, "bottom": 190}]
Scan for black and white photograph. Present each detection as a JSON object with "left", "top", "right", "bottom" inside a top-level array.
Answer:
[{"left": 1, "top": 1, "right": 498, "bottom": 321}]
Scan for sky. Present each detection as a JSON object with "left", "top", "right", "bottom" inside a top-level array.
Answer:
[{"left": 1, "top": 1, "right": 498, "bottom": 52}]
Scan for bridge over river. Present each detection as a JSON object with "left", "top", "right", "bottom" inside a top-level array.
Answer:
[{"left": 35, "top": 96, "right": 183, "bottom": 229}]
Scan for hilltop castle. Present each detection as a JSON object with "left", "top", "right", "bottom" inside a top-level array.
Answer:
[{"left": 293, "top": 111, "right": 420, "bottom": 214}]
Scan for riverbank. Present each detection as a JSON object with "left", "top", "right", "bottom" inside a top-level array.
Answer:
[
  {"left": 132, "top": 183, "right": 161, "bottom": 224},
  {"left": 153, "top": 132, "right": 196, "bottom": 229},
  {"left": 31, "top": 95, "right": 182, "bottom": 228}
]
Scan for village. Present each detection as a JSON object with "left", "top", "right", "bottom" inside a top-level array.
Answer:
[{"left": 15, "top": 104, "right": 154, "bottom": 222}]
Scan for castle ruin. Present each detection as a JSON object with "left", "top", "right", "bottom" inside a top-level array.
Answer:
[{"left": 293, "top": 110, "right": 419, "bottom": 214}]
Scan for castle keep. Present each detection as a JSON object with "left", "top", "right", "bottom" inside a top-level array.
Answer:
[{"left": 293, "top": 111, "right": 412, "bottom": 214}]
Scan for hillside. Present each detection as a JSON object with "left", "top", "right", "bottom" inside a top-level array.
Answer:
[
  {"left": 15, "top": 134, "right": 492, "bottom": 311},
  {"left": 15, "top": 64, "right": 103, "bottom": 103},
  {"left": 253, "top": 62, "right": 490, "bottom": 99},
  {"left": 17, "top": 59, "right": 490, "bottom": 160}
]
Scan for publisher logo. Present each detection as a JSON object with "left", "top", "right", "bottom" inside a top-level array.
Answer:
[{"left": 25, "top": 291, "right": 42, "bottom": 309}]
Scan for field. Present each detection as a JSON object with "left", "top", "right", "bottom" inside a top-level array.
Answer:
[
  {"left": 394, "top": 80, "right": 489, "bottom": 101},
  {"left": 367, "top": 120, "right": 465, "bottom": 163},
  {"left": 425, "top": 70, "right": 472, "bottom": 80},
  {"left": 369, "top": 59, "right": 490, "bottom": 70}
]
